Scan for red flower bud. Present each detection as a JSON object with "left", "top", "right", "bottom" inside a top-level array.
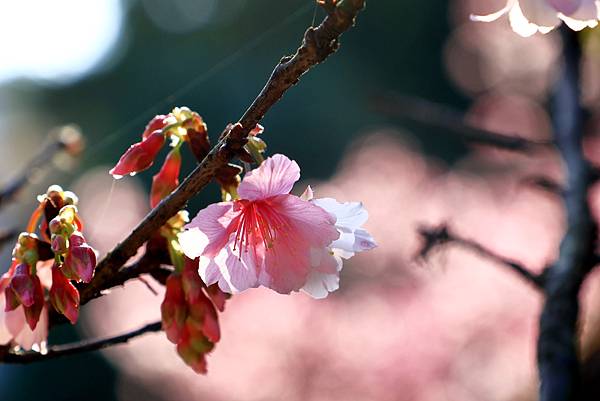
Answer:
[
  {"left": 109, "top": 130, "right": 165, "bottom": 178},
  {"left": 161, "top": 274, "right": 187, "bottom": 344},
  {"left": 186, "top": 292, "right": 220, "bottom": 343},
  {"left": 63, "top": 234, "right": 96, "bottom": 283},
  {"left": 150, "top": 148, "right": 181, "bottom": 208},
  {"left": 176, "top": 324, "right": 213, "bottom": 374},
  {"left": 7, "top": 264, "right": 37, "bottom": 308},
  {"left": 205, "top": 284, "right": 229, "bottom": 312},
  {"left": 49, "top": 266, "right": 80, "bottom": 324},
  {"left": 51, "top": 235, "right": 68, "bottom": 254},
  {"left": 5, "top": 264, "right": 45, "bottom": 330},
  {"left": 23, "top": 280, "right": 44, "bottom": 330},
  {"left": 184, "top": 114, "right": 210, "bottom": 162},
  {"left": 143, "top": 114, "right": 170, "bottom": 139}
]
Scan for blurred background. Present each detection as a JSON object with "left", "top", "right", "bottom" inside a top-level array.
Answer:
[{"left": 3, "top": 0, "right": 600, "bottom": 400}]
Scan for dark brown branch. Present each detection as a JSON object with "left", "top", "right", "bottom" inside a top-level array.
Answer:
[
  {"left": 0, "top": 126, "right": 83, "bottom": 209},
  {"left": 417, "top": 224, "right": 544, "bottom": 289},
  {"left": 83, "top": 0, "right": 366, "bottom": 302},
  {"left": 537, "top": 27, "right": 597, "bottom": 401},
  {"left": 78, "top": 245, "right": 171, "bottom": 305},
  {"left": 0, "top": 321, "right": 161, "bottom": 363},
  {"left": 373, "top": 93, "right": 552, "bottom": 152}
]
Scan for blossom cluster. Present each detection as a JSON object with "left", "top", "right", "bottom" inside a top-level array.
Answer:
[
  {"left": 0, "top": 186, "right": 97, "bottom": 350},
  {"left": 472, "top": 0, "right": 600, "bottom": 36},
  {"left": 111, "top": 108, "right": 376, "bottom": 373}
]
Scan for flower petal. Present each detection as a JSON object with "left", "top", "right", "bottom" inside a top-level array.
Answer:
[
  {"left": 238, "top": 154, "right": 300, "bottom": 200},
  {"left": 258, "top": 195, "right": 339, "bottom": 294},
  {"left": 313, "top": 198, "right": 368, "bottom": 232},
  {"left": 302, "top": 255, "right": 343, "bottom": 299},
  {"left": 182, "top": 202, "right": 236, "bottom": 258}
]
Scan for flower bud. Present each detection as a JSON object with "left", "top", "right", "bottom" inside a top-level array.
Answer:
[
  {"left": 62, "top": 234, "right": 96, "bottom": 283},
  {"left": 150, "top": 148, "right": 181, "bottom": 208},
  {"left": 109, "top": 130, "right": 166, "bottom": 178},
  {"left": 51, "top": 235, "right": 68, "bottom": 254},
  {"left": 142, "top": 114, "right": 170, "bottom": 139},
  {"left": 176, "top": 325, "right": 213, "bottom": 374},
  {"left": 49, "top": 266, "right": 80, "bottom": 324},
  {"left": 161, "top": 274, "right": 187, "bottom": 344},
  {"left": 183, "top": 113, "right": 210, "bottom": 162},
  {"left": 62, "top": 191, "right": 79, "bottom": 206},
  {"left": 7, "top": 264, "right": 37, "bottom": 308}
]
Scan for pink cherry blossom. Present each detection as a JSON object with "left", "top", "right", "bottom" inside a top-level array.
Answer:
[
  {"left": 299, "top": 186, "right": 377, "bottom": 298},
  {"left": 471, "top": 0, "right": 600, "bottom": 37},
  {"left": 179, "top": 154, "right": 339, "bottom": 295}
]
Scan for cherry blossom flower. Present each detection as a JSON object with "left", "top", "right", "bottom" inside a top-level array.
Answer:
[
  {"left": 179, "top": 154, "right": 340, "bottom": 295},
  {"left": 299, "top": 186, "right": 377, "bottom": 298},
  {"left": 471, "top": 0, "right": 600, "bottom": 37}
]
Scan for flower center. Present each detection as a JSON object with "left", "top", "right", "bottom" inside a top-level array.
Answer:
[{"left": 232, "top": 200, "right": 288, "bottom": 254}]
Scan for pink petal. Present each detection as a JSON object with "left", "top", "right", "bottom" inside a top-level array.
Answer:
[
  {"left": 549, "top": 0, "right": 581, "bottom": 15},
  {"left": 182, "top": 202, "right": 236, "bottom": 258},
  {"left": 238, "top": 154, "right": 300, "bottom": 200},
  {"left": 258, "top": 195, "right": 339, "bottom": 293}
]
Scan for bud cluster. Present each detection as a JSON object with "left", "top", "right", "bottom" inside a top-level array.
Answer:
[
  {"left": 161, "top": 257, "right": 228, "bottom": 374},
  {"left": 3, "top": 185, "right": 97, "bottom": 331}
]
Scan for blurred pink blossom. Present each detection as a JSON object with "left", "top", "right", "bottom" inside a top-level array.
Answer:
[{"left": 471, "top": 0, "right": 599, "bottom": 36}]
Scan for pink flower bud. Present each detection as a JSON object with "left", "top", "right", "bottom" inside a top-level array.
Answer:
[
  {"left": 109, "top": 130, "right": 165, "bottom": 178},
  {"left": 5, "top": 264, "right": 45, "bottom": 330},
  {"left": 150, "top": 148, "right": 181, "bottom": 208},
  {"left": 51, "top": 235, "right": 68, "bottom": 254},
  {"left": 161, "top": 274, "right": 187, "bottom": 344},
  {"left": 49, "top": 266, "right": 80, "bottom": 324},
  {"left": 7, "top": 264, "right": 37, "bottom": 308},
  {"left": 63, "top": 235, "right": 96, "bottom": 283}
]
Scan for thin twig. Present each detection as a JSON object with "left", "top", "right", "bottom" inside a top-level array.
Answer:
[
  {"left": 82, "top": 0, "right": 366, "bottom": 302},
  {"left": 0, "top": 126, "right": 82, "bottom": 209},
  {"left": 417, "top": 224, "right": 544, "bottom": 289},
  {"left": 0, "top": 321, "right": 162, "bottom": 363},
  {"left": 537, "top": 27, "right": 597, "bottom": 401},
  {"left": 373, "top": 93, "right": 552, "bottom": 152}
]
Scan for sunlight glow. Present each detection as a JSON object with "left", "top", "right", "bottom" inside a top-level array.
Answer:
[{"left": 0, "top": 0, "right": 123, "bottom": 84}]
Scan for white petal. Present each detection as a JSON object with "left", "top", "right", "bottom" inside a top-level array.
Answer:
[
  {"left": 179, "top": 228, "right": 210, "bottom": 259},
  {"left": 313, "top": 198, "right": 368, "bottom": 232},
  {"left": 301, "top": 256, "right": 343, "bottom": 299},
  {"left": 509, "top": 2, "right": 558, "bottom": 36}
]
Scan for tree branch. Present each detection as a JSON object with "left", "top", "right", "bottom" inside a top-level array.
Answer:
[
  {"left": 0, "top": 126, "right": 82, "bottom": 209},
  {"left": 417, "top": 224, "right": 544, "bottom": 289},
  {"left": 83, "top": 0, "right": 366, "bottom": 302},
  {"left": 373, "top": 93, "right": 552, "bottom": 152},
  {"left": 0, "top": 321, "right": 162, "bottom": 363},
  {"left": 537, "top": 27, "right": 597, "bottom": 401}
]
